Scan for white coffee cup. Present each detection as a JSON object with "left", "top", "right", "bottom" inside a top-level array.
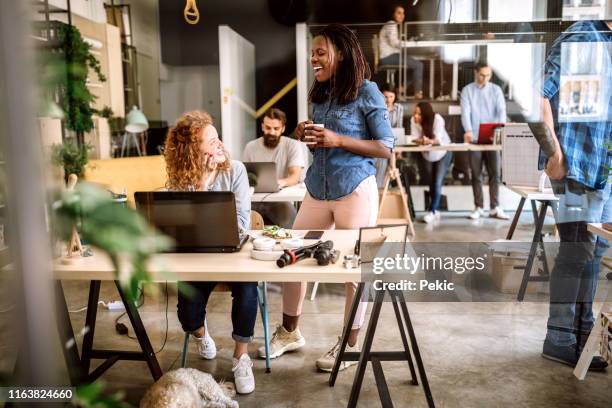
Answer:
[{"left": 304, "top": 123, "right": 324, "bottom": 145}]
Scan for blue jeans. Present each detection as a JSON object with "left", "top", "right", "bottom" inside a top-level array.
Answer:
[
  {"left": 379, "top": 53, "right": 423, "bottom": 93},
  {"left": 426, "top": 152, "right": 453, "bottom": 213},
  {"left": 545, "top": 179, "right": 611, "bottom": 346},
  {"left": 177, "top": 281, "right": 258, "bottom": 343}
]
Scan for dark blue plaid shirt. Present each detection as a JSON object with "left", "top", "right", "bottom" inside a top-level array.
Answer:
[{"left": 541, "top": 20, "right": 611, "bottom": 190}]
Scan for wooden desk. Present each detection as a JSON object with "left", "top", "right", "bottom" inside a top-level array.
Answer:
[
  {"left": 574, "top": 223, "right": 612, "bottom": 380},
  {"left": 504, "top": 185, "right": 558, "bottom": 301},
  {"left": 587, "top": 223, "right": 612, "bottom": 241},
  {"left": 251, "top": 184, "right": 307, "bottom": 203},
  {"left": 55, "top": 230, "right": 359, "bottom": 283},
  {"left": 55, "top": 230, "right": 359, "bottom": 384}
]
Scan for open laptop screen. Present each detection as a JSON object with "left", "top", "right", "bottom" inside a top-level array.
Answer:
[{"left": 134, "top": 191, "right": 244, "bottom": 252}]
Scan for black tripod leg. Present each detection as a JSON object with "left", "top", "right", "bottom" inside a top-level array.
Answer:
[
  {"left": 115, "top": 281, "right": 162, "bottom": 380},
  {"left": 347, "top": 288, "right": 384, "bottom": 408},
  {"left": 329, "top": 282, "right": 365, "bottom": 387},
  {"left": 397, "top": 291, "right": 435, "bottom": 408},
  {"left": 390, "top": 291, "right": 418, "bottom": 385}
]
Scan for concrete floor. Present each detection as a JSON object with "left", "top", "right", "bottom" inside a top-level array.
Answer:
[{"left": 56, "top": 212, "right": 612, "bottom": 406}]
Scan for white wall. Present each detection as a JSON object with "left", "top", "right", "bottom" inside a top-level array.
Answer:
[
  {"left": 218, "top": 25, "right": 256, "bottom": 161},
  {"left": 160, "top": 65, "right": 221, "bottom": 128}
]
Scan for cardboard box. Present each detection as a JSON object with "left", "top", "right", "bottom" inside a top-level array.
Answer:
[{"left": 492, "top": 255, "right": 543, "bottom": 295}]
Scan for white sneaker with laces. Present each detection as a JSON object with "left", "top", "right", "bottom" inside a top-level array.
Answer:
[
  {"left": 195, "top": 320, "right": 216, "bottom": 360},
  {"left": 316, "top": 336, "right": 360, "bottom": 372},
  {"left": 232, "top": 353, "right": 255, "bottom": 394},
  {"left": 469, "top": 207, "right": 484, "bottom": 220},
  {"left": 423, "top": 211, "right": 441, "bottom": 224},
  {"left": 258, "top": 324, "right": 305, "bottom": 359},
  {"left": 489, "top": 207, "right": 510, "bottom": 220}
]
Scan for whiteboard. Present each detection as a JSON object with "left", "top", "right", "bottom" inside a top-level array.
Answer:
[
  {"left": 501, "top": 123, "right": 546, "bottom": 188},
  {"left": 219, "top": 26, "right": 256, "bottom": 161}
]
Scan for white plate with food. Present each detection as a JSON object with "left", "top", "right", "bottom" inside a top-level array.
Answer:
[{"left": 251, "top": 226, "right": 304, "bottom": 241}]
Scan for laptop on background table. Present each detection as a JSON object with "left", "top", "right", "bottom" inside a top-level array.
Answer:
[
  {"left": 134, "top": 191, "right": 248, "bottom": 253},
  {"left": 478, "top": 123, "right": 505, "bottom": 144},
  {"left": 244, "top": 162, "right": 280, "bottom": 193}
]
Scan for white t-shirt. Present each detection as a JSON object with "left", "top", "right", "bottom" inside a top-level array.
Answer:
[
  {"left": 410, "top": 114, "right": 451, "bottom": 162},
  {"left": 242, "top": 136, "right": 306, "bottom": 180}
]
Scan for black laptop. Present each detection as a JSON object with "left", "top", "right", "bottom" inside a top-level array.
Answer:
[{"left": 134, "top": 191, "right": 248, "bottom": 253}]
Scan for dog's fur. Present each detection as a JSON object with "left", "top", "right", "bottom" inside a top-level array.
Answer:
[{"left": 140, "top": 368, "right": 239, "bottom": 408}]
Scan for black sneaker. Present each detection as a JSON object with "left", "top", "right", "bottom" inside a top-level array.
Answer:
[{"left": 542, "top": 340, "right": 608, "bottom": 371}]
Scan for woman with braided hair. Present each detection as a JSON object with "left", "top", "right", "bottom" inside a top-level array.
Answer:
[{"left": 165, "top": 110, "right": 256, "bottom": 394}]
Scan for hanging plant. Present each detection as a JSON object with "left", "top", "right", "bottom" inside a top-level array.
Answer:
[{"left": 56, "top": 23, "right": 106, "bottom": 146}]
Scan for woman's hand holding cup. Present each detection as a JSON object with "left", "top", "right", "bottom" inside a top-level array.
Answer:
[
  {"left": 304, "top": 123, "right": 325, "bottom": 146},
  {"left": 296, "top": 120, "right": 313, "bottom": 142}
]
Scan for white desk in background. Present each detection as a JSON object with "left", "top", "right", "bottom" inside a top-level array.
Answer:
[
  {"left": 573, "top": 223, "right": 612, "bottom": 380},
  {"left": 251, "top": 184, "right": 307, "bottom": 203}
]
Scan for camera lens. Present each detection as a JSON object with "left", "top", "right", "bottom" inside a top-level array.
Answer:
[{"left": 277, "top": 253, "right": 291, "bottom": 268}]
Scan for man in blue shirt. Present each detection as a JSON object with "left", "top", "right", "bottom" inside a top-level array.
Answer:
[
  {"left": 541, "top": 19, "right": 611, "bottom": 371},
  {"left": 461, "top": 62, "right": 509, "bottom": 220}
]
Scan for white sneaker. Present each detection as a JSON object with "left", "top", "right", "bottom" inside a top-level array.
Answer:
[
  {"left": 258, "top": 324, "right": 305, "bottom": 359},
  {"left": 194, "top": 320, "right": 216, "bottom": 360},
  {"left": 316, "top": 336, "right": 360, "bottom": 372},
  {"left": 469, "top": 207, "right": 484, "bottom": 220},
  {"left": 232, "top": 353, "right": 255, "bottom": 394},
  {"left": 422, "top": 211, "right": 441, "bottom": 224},
  {"left": 489, "top": 207, "right": 510, "bottom": 220}
]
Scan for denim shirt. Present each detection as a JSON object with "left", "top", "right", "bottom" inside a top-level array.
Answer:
[{"left": 306, "top": 79, "right": 395, "bottom": 200}]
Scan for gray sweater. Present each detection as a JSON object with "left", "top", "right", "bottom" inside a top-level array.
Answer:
[{"left": 208, "top": 160, "right": 251, "bottom": 234}]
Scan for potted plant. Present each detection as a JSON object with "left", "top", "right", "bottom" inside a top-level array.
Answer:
[{"left": 51, "top": 141, "right": 90, "bottom": 182}]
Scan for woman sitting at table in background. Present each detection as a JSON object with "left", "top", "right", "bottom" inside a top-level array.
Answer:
[
  {"left": 411, "top": 102, "right": 452, "bottom": 224},
  {"left": 374, "top": 82, "right": 404, "bottom": 188},
  {"left": 259, "top": 23, "right": 394, "bottom": 373},
  {"left": 164, "top": 110, "right": 256, "bottom": 395}
]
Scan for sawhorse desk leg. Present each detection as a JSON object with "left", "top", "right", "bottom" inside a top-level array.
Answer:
[
  {"left": 329, "top": 284, "right": 434, "bottom": 408},
  {"left": 56, "top": 280, "right": 162, "bottom": 385},
  {"left": 517, "top": 200, "right": 552, "bottom": 301},
  {"left": 506, "top": 197, "right": 526, "bottom": 240}
]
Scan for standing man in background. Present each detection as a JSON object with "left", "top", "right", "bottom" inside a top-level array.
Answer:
[
  {"left": 243, "top": 108, "right": 305, "bottom": 228},
  {"left": 461, "top": 62, "right": 508, "bottom": 220}
]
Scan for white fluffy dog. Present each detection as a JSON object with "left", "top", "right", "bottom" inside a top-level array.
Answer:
[{"left": 140, "top": 368, "right": 239, "bottom": 408}]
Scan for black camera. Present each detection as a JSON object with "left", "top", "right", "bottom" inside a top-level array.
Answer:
[{"left": 276, "top": 240, "right": 340, "bottom": 268}]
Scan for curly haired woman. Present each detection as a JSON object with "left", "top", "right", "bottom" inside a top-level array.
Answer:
[{"left": 165, "top": 110, "right": 256, "bottom": 394}]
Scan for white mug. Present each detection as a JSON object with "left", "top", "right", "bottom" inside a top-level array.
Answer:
[{"left": 304, "top": 123, "right": 324, "bottom": 145}]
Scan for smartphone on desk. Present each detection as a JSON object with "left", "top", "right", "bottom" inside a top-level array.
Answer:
[{"left": 304, "top": 230, "right": 324, "bottom": 240}]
